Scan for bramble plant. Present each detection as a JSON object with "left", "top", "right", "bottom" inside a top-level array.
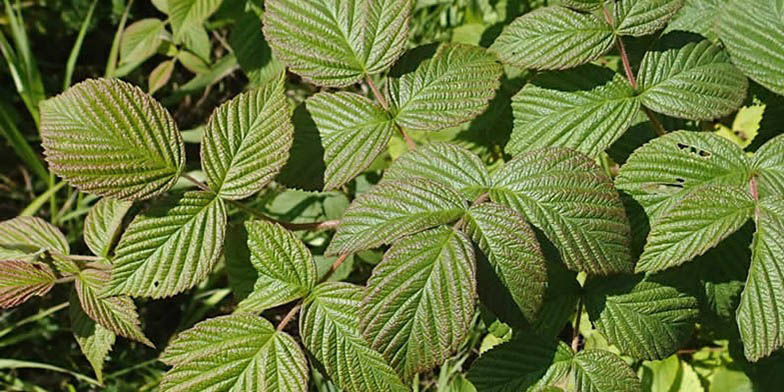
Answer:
[{"left": 1, "top": 0, "right": 784, "bottom": 390}]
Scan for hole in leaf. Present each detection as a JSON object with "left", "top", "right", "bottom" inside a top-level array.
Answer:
[
  {"left": 153, "top": 281, "right": 159, "bottom": 287},
  {"left": 676, "top": 143, "right": 711, "bottom": 158}
]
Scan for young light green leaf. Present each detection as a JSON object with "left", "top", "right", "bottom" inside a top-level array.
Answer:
[
  {"left": 585, "top": 274, "right": 699, "bottom": 360},
  {"left": 148, "top": 60, "right": 175, "bottom": 95},
  {"left": 300, "top": 283, "right": 408, "bottom": 392},
  {"left": 361, "top": 227, "right": 476, "bottom": 380},
  {"left": 84, "top": 198, "right": 132, "bottom": 258},
  {"left": 463, "top": 203, "right": 548, "bottom": 323},
  {"left": 169, "top": 0, "right": 222, "bottom": 42},
  {"left": 386, "top": 44, "right": 502, "bottom": 131},
  {"left": 306, "top": 91, "right": 394, "bottom": 190},
  {"left": 69, "top": 291, "right": 115, "bottom": 384},
  {"left": 719, "top": 0, "right": 784, "bottom": 95},
  {"left": 490, "top": 5, "right": 614, "bottom": 70},
  {"left": 327, "top": 178, "right": 467, "bottom": 255},
  {"left": 382, "top": 142, "right": 490, "bottom": 199},
  {"left": 40, "top": 78, "right": 185, "bottom": 201},
  {"left": 637, "top": 41, "right": 748, "bottom": 120},
  {"left": 0, "top": 260, "right": 56, "bottom": 308},
  {"left": 467, "top": 334, "right": 574, "bottom": 392},
  {"left": 160, "top": 314, "right": 308, "bottom": 392},
  {"left": 507, "top": 67, "right": 640, "bottom": 158},
  {"left": 235, "top": 221, "right": 316, "bottom": 314},
  {"left": 572, "top": 349, "right": 643, "bottom": 392},
  {"left": 201, "top": 76, "right": 293, "bottom": 199},
  {"left": 637, "top": 185, "right": 755, "bottom": 272},
  {"left": 108, "top": 191, "right": 227, "bottom": 298},
  {"left": 613, "top": 0, "right": 685, "bottom": 37},
  {"left": 490, "top": 148, "right": 633, "bottom": 275},
  {"left": 75, "top": 268, "right": 153, "bottom": 346},
  {"left": 264, "top": 0, "right": 411, "bottom": 87},
  {"left": 752, "top": 134, "right": 784, "bottom": 198},
  {"left": 0, "top": 216, "right": 69, "bottom": 260},
  {"left": 616, "top": 131, "right": 751, "bottom": 219},
  {"left": 737, "top": 197, "right": 784, "bottom": 361},
  {"left": 119, "top": 18, "right": 168, "bottom": 66},
  {"left": 664, "top": 0, "right": 726, "bottom": 42}
]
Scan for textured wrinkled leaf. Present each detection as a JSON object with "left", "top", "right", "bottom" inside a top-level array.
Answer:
[
  {"left": 0, "top": 260, "right": 56, "bottom": 308},
  {"left": 108, "top": 191, "right": 227, "bottom": 298},
  {"left": 169, "top": 0, "right": 222, "bottom": 42},
  {"left": 637, "top": 41, "right": 748, "bottom": 120},
  {"left": 507, "top": 67, "right": 640, "bottom": 158},
  {"left": 306, "top": 92, "right": 394, "bottom": 190},
  {"left": 235, "top": 221, "right": 316, "bottom": 314},
  {"left": 361, "top": 227, "right": 476, "bottom": 380},
  {"left": 572, "top": 349, "right": 643, "bottom": 392},
  {"left": 75, "top": 268, "right": 153, "bottom": 346},
  {"left": 585, "top": 274, "right": 699, "bottom": 360},
  {"left": 719, "top": 0, "right": 784, "bottom": 95},
  {"left": 467, "top": 334, "right": 573, "bottom": 392},
  {"left": 752, "top": 134, "right": 784, "bottom": 198},
  {"left": 119, "top": 18, "right": 168, "bottom": 65},
  {"left": 300, "top": 283, "right": 408, "bottom": 392},
  {"left": 383, "top": 142, "right": 490, "bottom": 199},
  {"left": 490, "top": 148, "right": 633, "bottom": 275},
  {"left": 490, "top": 6, "right": 614, "bottom": 70},
  {"left": 84, "top": 198, "right": 132, "bottom": 258},
  {"left": 665, "top": 0, "right": 726, "bottom": 42},
  {"left": 613, "top": 0, "right": 684, "bottom": 37},
  {"left": 464, "top": 203, "right": 548, "bottom": 323},
  {"left": 738, "top": 197, "right": 784, "bottom": 361},
  {"left": 160, "top": 314, "right": 308, "bottom": 392},
  {"left": 616, "top": 131, "right": 751, "bottom": 219},
  {"left": 69, "top": 292, "right": 115, "bottom": 384},
  {"left": 0, "top": 216, "right": 69, "bottom": 260},
  {"left": 559, "top": 0, "right": 604, "bottom": 10},
  {"left": 202, "top": 76, "right": 292, "bottom": 199},
  {"left": 264, "top": 0, "right": 411, "bottom": 87},
  {"left": 386, "top": 44, "right": 502, "bottom": 131},
  {"left": 40, "top": 78, "right": 185, "bottom": 201},
  {"left": 637, "top": 186, "right": 755, "bottom": 272}
]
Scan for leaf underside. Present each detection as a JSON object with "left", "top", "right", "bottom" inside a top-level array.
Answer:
[
  {"left": 0, "top": 216, "right": 69, "bottom": 260},
  {"left": 84, "top": 198, "right": 132, "bottom": 258},
  {"left": 69, "top": 292, "right": 115, "bottom": 384},
  {"left": 0, "top": 260, "right": 56, "bottom": 308}
]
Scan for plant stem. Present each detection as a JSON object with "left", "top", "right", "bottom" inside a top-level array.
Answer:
[
  {"left": 396, "top": 124, "right": 416, "bottom": 151},
  {"left": 571, "top": 299, "right": 583, "bottom": 352},
  {"left": 84, "top": 262, "right": 111, "bottom": 270},
  {"left": 55, "top": 276, "right": 76, "bottom": 284},
  {"left": 643, "top": 107, "right": 667, "bottom": 136},
  {"left": 66, "top": 254, "right": 103, "bottom": 262},
  {"left": 365, "top": 74, "right": 389, "bottom": 110},
  {"left": 321, "top": 252, "right": 350, "bottom": 282}
]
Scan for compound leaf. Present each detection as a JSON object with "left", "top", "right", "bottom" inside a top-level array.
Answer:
[
  {"left": 386, "top": 44, "right": 502, "bottom": 131},
  {"left": 108, "top": 191, "right": 227, "bottom": 298},
  {"left": 613, "top": 0, "right": 684, "bottom": 37},
  {"left": 160, "top": 314, "right": 308, "bottom": 392},
  {"left": 0, "top": 260, "right": 56, "bottom": 308},
  {"left": 69, "top": 292, "right": 115, "bottom": 384},
  {"left": 637, "top": 41, "right": 748, "bottom": 120},
  {"left": 752, "top": 134, "right": 784, "bottom": 198},
  {"left": 572, "top": 349, "right": 643, "bottom": 392},
  {"left": 40, "top": 78, "right": 185, "bottom": 201},
  {"left": 0, "top": 216, "right": 69, "bottom": 260},
  {"left": 490, "top": 148, "right": 633, "bottom": 275},
  {"left": 84, "top": 198, "right": 132, "bottom": 258},
  {"left": 490, "top": 5, "right": 614, "bottom": 70},
  {"left": 300, "top": 282, "right": 408, "bottom": 392},
  {"left": 361, "top": 227, "right": 476, "bottom": 380},
  {"left": 202, "top": 76, "right": 293, "bottom": 199},
  {"left": 327, "top": 178, "right": 467, "bottom": 255}
]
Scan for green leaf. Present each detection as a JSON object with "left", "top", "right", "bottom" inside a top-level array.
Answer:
[
  {"left": 665, "top": 0, "right": 726, "bottom": 42},
  {"left": 507, "top": 66, "right": 640, "bottom": 158},
  {"left": 235, "top": 221, "right": 316, "bottom": 314},
  {"left": 572, "top": 349, "right": 643, "bottom": 392},
  {"left": 752, "top": 134, "right": 784, "bottom": 199},
  {"left": 201, "top": 76, "right": 293, "bottom": 199},
  {"left": 637, "top": 185, "right": 755, "bottom": 272},
  {"left": 160, "top": 314, "right": 309, "bottom": 392},
  {"left": 719, "top": 0, "right": 784, "bottom": 95},
  {"left": 177, "top": 50, "right": 210, "bottom": 74},
  {"left": 229, "top": 11, "right": 285, "bottom": 86},
  {"left": 84, "top": 198, "right": 132, "bottom": 258},
  {"left": 490, "top": 148, "right": 633, "bottom": 275},
  {"left": 263, "top": 0, "right": 411, "bottom": 87},
  {"left": 382, "top": 142, "right": 490, "bottom": 199},
  {"left": 0, "top": 260, "right": 56, "bottom": 308},
  {"left": 300, "top": 282, "right": 408, "bottom": 392},
  {"left": 490, "top": 5, "right": 614, "bottom": 70},
  {"left": 75, "top": 268, "right": 153, "bottom": 346},
  {"left": 179, "top": 23, "right": 211, "bottom": 62},
  {"left": 306, "top": 91, "right": 394, "bottom": 190},
  {"left": 737, "top": 197, "right": 784, "bottom": 361},
  {"left": 40, "top": 78, "right": 185, "bottom": 201},
  {"left": 637, "top": 40, "right": 748, "bottom": 120},
  {"left": 361, "top": 227, "right": 476, "bottom": 380},
  {"left": 327, "top": 178, "right": 467, "bottom": 255},
  {"left": 616, "top": 131, "right": 751, "bottom": 219},
  {"left": 585, "top": 274, "right": 699, "bottom": 360},
  {"left": 714, "top": 103, "right": 764, "bottom": 149},
  {"left": 558, "top": 0, "right": 604, "bottom": 11},
  {"left": 0, "top": 216, "right": 69, "bottom": 260},
  {"left": 149, "top": 60, "right": 175, "bottom": 95},
  {"left": 467, "top": 333, "right": 574, "bottom": 392},
  {"left": 463, "top": 203, "right": 548, "bottom": 323},
  {"left": 108, "top": 191, "right": 227, "bottom": 298},
  {"left": 386, "top": 44, "right": 502, "bottom": 131},
  {"left": 169, "top": 0, "right": 222, "bottom": 42},
  {"left": 613, "top": 0, "right": 684, "bottom": 37},
  {"left": 119, "top": 18, "right": 168, "bottom": 65},
  {"left": 69, "top": 292, "right": 115, "bottom": 384}
]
